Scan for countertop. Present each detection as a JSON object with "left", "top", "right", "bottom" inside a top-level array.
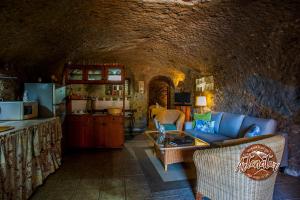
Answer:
[
  {"left": 67, "top": 113, "right": 123, "bottom": 117},
  {"left": 68, "top": 110, "right": 136, "bottom": 117},
  {"left": 0, "top": 117, "right": 57, "bottom": 136}
]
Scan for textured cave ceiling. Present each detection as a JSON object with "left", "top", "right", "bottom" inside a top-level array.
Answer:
[{"left": 0, "top": 0, "right": 299, "bottom": 75}]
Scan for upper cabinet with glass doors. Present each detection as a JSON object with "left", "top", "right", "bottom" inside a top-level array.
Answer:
[
  {"left": 86, "top": 66, "right": 106, "bottom": 83},
  {"left": 107, "top": 67, "right": 124, "bottom": 83},
  {"left": 65, "top": 64, "right": 124, "bottom": 84},
  {"left": 66, "top": 67, "right": 84, "bottom": 83}
]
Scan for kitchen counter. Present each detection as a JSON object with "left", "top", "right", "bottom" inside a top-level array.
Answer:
[
  {"left": 0, "top": 117, "right": 62, "bottom": 200},
  {"left": 68, "top": 108, "right": 137, "bottom": 117},
  {"left": 0, "top": 117, "right": 57, "bottom": 136},
  {"left": 68, "top": 113, "right": 120, "bottom": 116}
]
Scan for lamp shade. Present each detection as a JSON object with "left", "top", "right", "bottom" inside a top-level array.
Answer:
[{"left": 196, "top": 96, "right": 207, "bottom": 106}]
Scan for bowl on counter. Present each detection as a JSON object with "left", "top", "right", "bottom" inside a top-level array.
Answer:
[{"left": 107, "top": 107, "right": 122, "bottom": 116}]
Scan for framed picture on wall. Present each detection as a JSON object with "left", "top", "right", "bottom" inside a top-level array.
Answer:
[
  {"left": 138, "top": 81, "right": 144, "bottom": 94},
  {"left": 196, "top": 76, "right": 214, "bottom": 92}
]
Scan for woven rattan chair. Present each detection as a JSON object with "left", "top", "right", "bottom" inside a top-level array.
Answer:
[
  {"left": 155, "top": 109, "right": 185, "bottom": 131},
  {"left": 193, "top": 135, "right": 285, "bottom": 200}
]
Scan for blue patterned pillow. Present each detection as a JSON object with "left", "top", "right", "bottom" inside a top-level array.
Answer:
[
  {"left": 194, "top": 120, "right": 215, "bottom": 134},
  {"left": 244, "top": 124, "right": 261, "bottom": 138}
]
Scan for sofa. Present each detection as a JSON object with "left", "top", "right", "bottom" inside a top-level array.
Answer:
[
  {"left": 193, "top": 134, "right": 285, "bottom": 200},
  {"left": 185, "top": 111, "right": 277, "bottom": 142},
  {"left": 154, "top": 109, "right": 185, "bottom": 131},
  {"left": 185, "top": 111, "right": 288, "bottom": 167}
]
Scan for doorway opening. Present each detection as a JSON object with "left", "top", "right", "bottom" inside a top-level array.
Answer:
[
  {"left": 147, "top": 76, "right": 175, "bottom": 128},
  {"left": 148, "top": 76, "right": 174, "bottom": 109}
]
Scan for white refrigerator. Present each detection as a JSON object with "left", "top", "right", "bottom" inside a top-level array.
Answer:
[{"left": 24, "top": 83, "right": 66, "bottom": 121}]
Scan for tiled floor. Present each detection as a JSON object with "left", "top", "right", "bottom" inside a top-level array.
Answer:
[
  {"left": 30, "top": 135, "right": 151, "bottom": 200},
  {"left": 30, "top": 134, "right": 300, "bottom": 200},
  {"left": 274, "top": 173, "right": 300, "bottom": 200}
]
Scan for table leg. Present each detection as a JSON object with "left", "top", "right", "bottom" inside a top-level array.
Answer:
[{"left": 153, "top": 149, "right": 156, "bottom": 156}]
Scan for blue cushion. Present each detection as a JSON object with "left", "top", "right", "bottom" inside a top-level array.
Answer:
[
  {"left": 239, "top": 116, "right": 277, "bottom": 136},
  {"left": 185, "top": 129, "right": 231, "bottom": 143},
  {"left": 161, "top": 124, "right": 177, "bottom": 131},
  {"left": 244, "top": 124, "right": 261, "bottom": 138},
  {"left": 211, "top": 112, "right": 223, "bottom": 133},
  {"left": 194, "top": 120, "right": 215, "bottom": 134},
  {"left": 218, "top": 112, "right": 245, "bottom": 138},
  {"left": 185, "top": 122, "right": 193, "bottom": 130}
]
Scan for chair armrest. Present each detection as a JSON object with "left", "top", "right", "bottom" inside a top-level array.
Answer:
[
  {"left": 211, "top": 134, "right": 275, "bottom": 148},
  {"left": 185, "top": 121, "right": 193, "bottom": 130},
  {"left": 176, "top": 113, "right": 185, "bottom": 131},
  {"left": 277, "top": 132, "right": 288, "bottom": 168}
]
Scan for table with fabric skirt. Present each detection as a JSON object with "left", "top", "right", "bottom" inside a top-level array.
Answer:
[{"left": 0, "top": 117, "right": 62, "bottom": 200}]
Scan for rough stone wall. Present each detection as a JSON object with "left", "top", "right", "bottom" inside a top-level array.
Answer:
[
  {"left": 213, "top": 68, "right": 300, "bottom": 174},
  {"left": 0, "top": 0, "right": 299, "bottom": 172},
  {"left": 0, "top": 79, "right": 18, "bottom": 100},
  {"left": 0, "top": 65, "right": 31, "bottom": 100},
  {"left": 207, "top": 2, "right": 300, "bottom": 174},
  {"left": 205, "top": 1, "right": 300, "bottom": 172}
]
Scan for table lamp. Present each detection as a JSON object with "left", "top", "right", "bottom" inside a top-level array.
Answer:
[{"left": 195, "top": 96, "right": 207, "bottom": 113}]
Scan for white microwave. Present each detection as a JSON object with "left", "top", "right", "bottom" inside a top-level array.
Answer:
[{"left": 0, "top": 101, "right": 38, "bottom": 120}]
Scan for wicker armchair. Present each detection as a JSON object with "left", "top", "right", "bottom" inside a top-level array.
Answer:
[
  {"left": 155, "top": 109, "right": 185, "bottom": 131},
  {"left": 193, "top": 135, "right": 285, "bottom": 200}
]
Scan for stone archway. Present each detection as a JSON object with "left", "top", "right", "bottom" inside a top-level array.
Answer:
[{"left": 148, "top": 75, "right": 175, "bottom": 109}]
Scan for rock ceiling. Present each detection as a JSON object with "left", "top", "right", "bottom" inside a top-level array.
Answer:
[{"left": 0, "top": 0, "right": 299, "bottom": 75}]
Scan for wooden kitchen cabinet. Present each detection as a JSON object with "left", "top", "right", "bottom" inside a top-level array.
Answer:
[
  {"left": 105, "top": 115, "right": 124, "bottom": 148},
  {"left": 107, "top": 66, "right": 124, "bottom": 84},
  {"left": 65, "top": 67, "right": 85, "bottom": 84},
  {"left": 67, "top": 114, "right": 124, "bottom": 149},
  {"left": 94, "top": 115, "right": 124, "bottom": 148},
  {"left": 86, "top": 66, "right": 106, "bottom": 84},
  {"left": 93, "top": 115, "right": 108, "bottom": 147},
  {"left": 66, "top": 115, "right": 93, "bottom": 148},
  {"left": 65, "top": 63, "right": 125, "bottom": 149}
]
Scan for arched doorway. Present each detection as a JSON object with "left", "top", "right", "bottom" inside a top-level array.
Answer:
[
  {"left": 147, "top": 76, "right": 175, "bottom": 128},
  {"left": 148, "top": 76, "right": 174, "bottom": 109}
]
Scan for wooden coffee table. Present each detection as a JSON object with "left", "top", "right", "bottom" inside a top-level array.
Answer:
[{"left": 145, "top": 130, "right": 210, "bottom": 171}]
